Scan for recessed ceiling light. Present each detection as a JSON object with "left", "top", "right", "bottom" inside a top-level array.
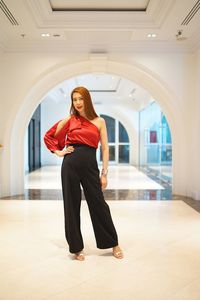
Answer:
[
  {"left": 41, "top": 33, "right": 50, "bottom": 37},
  {"left": 147, "top": 33, "right": 156, "bottom": 38}
]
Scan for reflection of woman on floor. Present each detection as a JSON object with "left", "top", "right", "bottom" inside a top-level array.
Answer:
[{"left": 44, "top": 86, "right": 123, "bottom": 261}]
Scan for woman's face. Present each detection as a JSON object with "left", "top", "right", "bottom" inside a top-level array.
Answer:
[{"left": 72, "top": 92, "right": 85, "bottom": 114}]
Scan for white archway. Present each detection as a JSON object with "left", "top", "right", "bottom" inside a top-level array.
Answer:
[{"left": 2, "top": 59, "right": 183, "bottom": 197}]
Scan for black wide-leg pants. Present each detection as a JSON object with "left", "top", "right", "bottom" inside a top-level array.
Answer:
[{"left": 61, "top": 144, "right": 118, "bottom": 253}]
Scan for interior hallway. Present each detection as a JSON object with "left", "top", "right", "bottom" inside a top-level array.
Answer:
[
  {"left": 3, "top": 165, "right": 199, "bottom": 212},
  {"left": 19, "top": 165, "right": 197, "bottom": 212},
  {"left": 1, "top": 0, "right": 200, "bottom": 299},
  {"left": 25, "top": 165, "right": 166, "bottom": 190}
]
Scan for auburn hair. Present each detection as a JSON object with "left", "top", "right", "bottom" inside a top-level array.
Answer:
[{"left": 70, "top": 86, "right": 98, "bottom": 120}]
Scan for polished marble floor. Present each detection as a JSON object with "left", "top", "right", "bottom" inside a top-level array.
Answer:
[
  {"left": 24, "top": 165, "right": 165, "bottom": 190},
  {"left": 0, "top": 200, "right": 200, "bottom": 300},
  {"left": 1, "top": 165, "right": 200, "bottom": 299},
  {"left": 2, "top": 165, "right": 200, "bottom": 212}
]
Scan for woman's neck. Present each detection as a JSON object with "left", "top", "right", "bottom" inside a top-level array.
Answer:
[{"left": 79, "top": 112, "right": 87, "bottom": 119}]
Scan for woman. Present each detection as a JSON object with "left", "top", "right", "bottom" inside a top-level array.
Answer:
[{"left": 44, "top": 86, "right": 123, "bottom": 261}]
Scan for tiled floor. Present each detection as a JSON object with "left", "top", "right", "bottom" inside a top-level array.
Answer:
[
  {"left": 24, "top": 165, "right": 165, "bottom": 190},
  {"left": 0, "top": 200, "right": 200, "bottom": 300},
  {"left": 3, "top": 165, "right": 199, "bottom": 212},
  {"left": 1, "top": 165, "right": 200, "bottom": 299}
]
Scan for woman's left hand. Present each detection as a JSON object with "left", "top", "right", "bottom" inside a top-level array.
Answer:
[{"left": 100, "top": 175, "right": 108, "bottom": 190}]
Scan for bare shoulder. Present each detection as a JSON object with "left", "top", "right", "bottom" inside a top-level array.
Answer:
[
  {"left": 93, "top": 117, "right": 106, "bottom": 131},
  {"left": 55, "top": 116, "right": 71, "bottom": 135},
  {"left": 95, "top": 117, "right": 105, "bottom": 125},
  {"left": 99, "top": 117, "right": 106, "bottom": 128},
  {"left": 98, "top": 117, "right": 105, "bottom": 123},
  {"left": 63, "top": 115, "right": 72, "bottom": 123}
]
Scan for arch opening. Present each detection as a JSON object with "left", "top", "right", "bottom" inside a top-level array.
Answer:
[{"left": 2, "top": 60, "right": 182, "bottom": 197}]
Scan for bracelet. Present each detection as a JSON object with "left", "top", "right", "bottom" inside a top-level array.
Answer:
[{"left": 101, "top": 168, "right": 108, "bottom": 176}]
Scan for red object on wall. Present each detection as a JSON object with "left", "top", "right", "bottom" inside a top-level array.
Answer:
[{"left": 150, "top": 131, "right": 157, "bottom": 143}]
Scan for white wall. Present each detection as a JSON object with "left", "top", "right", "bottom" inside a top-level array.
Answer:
[
  {"left": 188, "top": 49, "right": 200, "bottom": 200},
  {"left": 0, "top": 51, "right": 5, "bottom": 196},
  {"left": 0, "top": 51, "right": 198, "bottom": 198},
  {"left": 111, "top": 52, "right": 188, "bottom": 104}
]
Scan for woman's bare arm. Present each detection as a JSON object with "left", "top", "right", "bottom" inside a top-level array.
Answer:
[
  {"left": 99, "top": 117, "right": 109, "bottom": 189},
  {"left": 54, "top": 116, "right": 71, "bottom": 136}
]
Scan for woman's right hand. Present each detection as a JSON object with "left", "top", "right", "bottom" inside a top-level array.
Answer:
[{"left": 54, "top": 146, "right": 74, "bottom": 157}]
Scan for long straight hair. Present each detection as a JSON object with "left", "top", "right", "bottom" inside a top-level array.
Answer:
[{"left": 70, "top": 86, "right": 98, "bottom": 120}]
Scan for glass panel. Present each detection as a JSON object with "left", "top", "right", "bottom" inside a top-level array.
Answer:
[
  {"left": 109, "top": 146, "right": 115, "bottom": 161},
  {"left": 119, "top": 122, "right": 129, "bottom": 143},
  {"left": 161, "top": 145, "right": 172, "bottom": 164},
  {"left": 139, "top": 102, "right": 172, "bottom": 167},
  {"left": 100, "top": 114, "right": 115, "bottom": 143},
  {"left": 161, "top": 115, "right": 172, "bottom": 143},
  {"left": 98, "top": 114, "right": 130, "bottom": 164},
  {"left": 100, "top": 145, "right": 115, "bottom": 161},
  {"left": 119, "top": 145, "right": 129, "bottom": 163},
  {"left": 147, "top": 145, "right": 160, "bottom": 164}
]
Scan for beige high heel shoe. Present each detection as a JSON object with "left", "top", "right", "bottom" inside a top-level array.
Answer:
[
  {"left": 74, "top": 251, "right": 85, "bottom": 261},
  {"left": 113, "top": 246, "right": 123, "bottom": 259}
]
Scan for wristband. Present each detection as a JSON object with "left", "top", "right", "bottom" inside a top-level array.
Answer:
[{"left": 101, "top": 169, "right": 108, "bottom": 176}]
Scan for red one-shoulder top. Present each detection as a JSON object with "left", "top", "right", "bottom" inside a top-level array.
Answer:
[{"left": 44, "top": 115, "right": 100, "bottom": 152}]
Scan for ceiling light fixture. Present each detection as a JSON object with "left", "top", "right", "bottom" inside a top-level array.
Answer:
[
  {"left": 129, "top": 88, "right": 136, "bottom": 97},
  {"left": 59, "top": 88, "right": 67, "bottom": 98},
  {"left": 41, "top": 33, "right": 50, "bottom": 37},
  {"left": 147, "top": 33, "right": 157, "bottom": 38},
  {"left": 175, "top": 30, "right": 187, "bottom": 41}
]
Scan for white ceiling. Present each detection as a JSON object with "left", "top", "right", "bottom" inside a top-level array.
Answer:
[
  {"left": 0, "top": 0, "right": 200, "bottom": 53},
  {"left": 47, "top": 73, "right": 152, "bottom": 111},
  {"left": 49, "top": 0, "right": 149, "bottom": 11},
  {"left": 1, "top": 0, "right": 200, "bottom": 111}
]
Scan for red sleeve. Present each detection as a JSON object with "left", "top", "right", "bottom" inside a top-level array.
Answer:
[{"left": 44, "top": 119, "right": 70, "bottom": 152}]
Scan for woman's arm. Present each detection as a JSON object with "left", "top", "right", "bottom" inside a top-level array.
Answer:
[
  {"left": 54, "top": 117, "right": 70, "bottom": 136},
  {"left": 99, "top": 117, "right": 109, "bottom": 190},
  {"left": 44, "top": 116, "right": 71, "bottom": 156}
]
